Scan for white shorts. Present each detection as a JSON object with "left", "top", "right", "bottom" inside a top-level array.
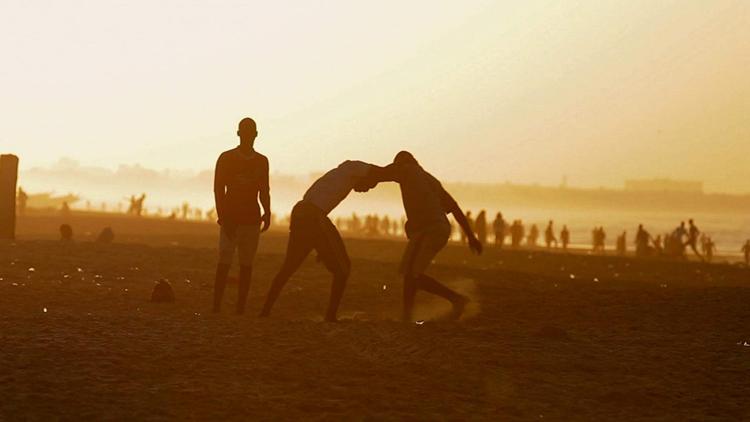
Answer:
[{"left": 218, "top": 224, "right": 260, "bottom": 267}]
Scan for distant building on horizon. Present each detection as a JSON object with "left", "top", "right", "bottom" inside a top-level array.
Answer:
[{"left": 624, "top": 178, "right": 703, "bottom": 194}]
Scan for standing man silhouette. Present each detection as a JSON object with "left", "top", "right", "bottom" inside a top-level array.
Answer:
[{"left": 213, "top": 117, "right": 271, "bottom": 314}]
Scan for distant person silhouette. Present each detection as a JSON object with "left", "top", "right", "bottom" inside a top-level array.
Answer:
[
  {"left": 592, "top": 227, "right": 606, "bottom": 253},
  {"left": 259, "top": 160, "right": 380, "bottom": 322},
  {"left": 544, "top": 220, "right": 557, "bottom": 248},
  {"left": 663, "top": 232, "right": 674, "bottom": 256},
  {"left": 60, "top": 201, "right": 71, "bottom": 218},
  {"left": 368, "top": 214, "right": 381, "bottom": 237},
  {"left": 362, "top": 151, "right": 481, "bottom": 321},
  {"left": 699, "top": 233, "right": 707, "bottom": 254},
  {"left": 492, "top": 212, "right": 506, "bottom": 248},
  {"left": 670, "top": 222, "right": 688, "bottom": 258},
  {"left": 674, "top": 221, "right": 687, "bottom": 243},
  {"left": 560, "top": 225, "right": 570, "bottom": 251},
  {"left": 653, "top": 234, "right": 663, "bottom": 255},
  {"left": 59, "top": 224, "right": 73, "bottom": 241},
  {"left": 137, "top": 194, "right": 146, "bottom": 216},
  {"left": 511, "top": 220, "right": 524, "bottom": 248},
  {"left": 591, "top": 227, "right": 598, "bottom": 252},
  {"left": 213, "top": 117, "right": 271, "bottom": 314},
  {"left": 350, "top": 212, "right": 361, "bottom": 233},
  {"left": 17, "top": 187, "right": 27, "bottom": 216},
  {"left": 527, "top": 224, "right": 539, "bottom": 248},
  {"left": 686, "top": 219, "right": 704, "bottom": 260},
  {"left": 616, "top": 231, "right": 627, "bottom": 256},
  {"left": 704, "top": 236, "right": 716, "bottom": 262},
  {"left": 127, "top": 194, "right": 147, "bottom": 216},
  {"left": 127, "top": 193, "right": 147, "bottom": 217},
  {"left": 742, "top": 240, "right": 750, "bottom": 266},
  {"left": 635, "top": 224, "right": 651, "bottom": 257},
  {"left": 475, "top": 210, "right": 488, "bottom": 245},
  {"left": 461, "top": 211, "right": 473, "bottom": 244},
  {"left": 381, "top": 215, "right": 391, "bottom": 236},
  {"left": 126, "top": 195, "right": 136, "bottom": 214}
]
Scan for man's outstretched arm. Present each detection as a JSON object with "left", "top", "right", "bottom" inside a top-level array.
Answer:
[
  {"left": 354, "top": 164, "right": 399, "bottom": 193},
  {"left": 443, "top": 191, "right": 482, "bottom": 255},
  {"left": 370, "top": 164, "right": 399, "bottom": 183},
  {"left": 259, "top": 157, "right": 271, "bottom": 232}
]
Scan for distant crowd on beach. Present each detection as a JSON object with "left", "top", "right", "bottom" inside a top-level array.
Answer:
[
  {"left": 17, "top": 186, "right": 750, "bottom": 267},
  {"left": 19, "top": 187, "right": 750, "bottom": 268},
  {"left": 329, "top": 211, "right": 732, "bottom": 264}
]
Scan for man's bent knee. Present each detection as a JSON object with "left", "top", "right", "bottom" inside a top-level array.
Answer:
[{"left": 403, "top": 272, "right": 421, "bottom": 283}]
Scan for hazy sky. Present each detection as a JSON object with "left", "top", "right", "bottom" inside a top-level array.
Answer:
[{"left": 1, "top": 1, "right": 748, "bottom": 192}]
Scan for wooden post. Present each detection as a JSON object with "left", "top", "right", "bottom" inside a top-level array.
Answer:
[{"left": 0, "top": 154, "right": 19, "bottom": 240}]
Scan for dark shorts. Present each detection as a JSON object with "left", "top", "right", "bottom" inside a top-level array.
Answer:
[
  {"left": 400, "top": 221, "right": 451, "bottom": 277},
  {"left": 286, "top": 201, "right": 350, "bottom": 275}
]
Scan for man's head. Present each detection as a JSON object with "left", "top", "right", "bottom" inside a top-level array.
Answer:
[
  {"left": 393, "top": 150, "right": 418, "bottom": 166},
  {"left": 237, "top": 117, "right": 258, "bottom": 145}
]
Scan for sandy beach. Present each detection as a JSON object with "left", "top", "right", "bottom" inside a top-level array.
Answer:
[{"left": 0, "top": 213, "right": 748, "bottom": 420}]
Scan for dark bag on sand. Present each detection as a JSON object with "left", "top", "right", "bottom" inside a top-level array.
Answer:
[{"left": 151, "top": 279, "right": 175, "bottom": 303}]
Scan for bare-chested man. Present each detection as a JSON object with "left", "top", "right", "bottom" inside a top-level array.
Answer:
[
  {"left": 259, "top": 160, "right": 380, "bottom": 322},
  {"left": 364, "top": 151, "right": 482, "bottom": 321}
]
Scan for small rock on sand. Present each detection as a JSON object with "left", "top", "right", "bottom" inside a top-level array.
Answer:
[{"left": 151, "top": 279, "right": 175, "bottom": 303}]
